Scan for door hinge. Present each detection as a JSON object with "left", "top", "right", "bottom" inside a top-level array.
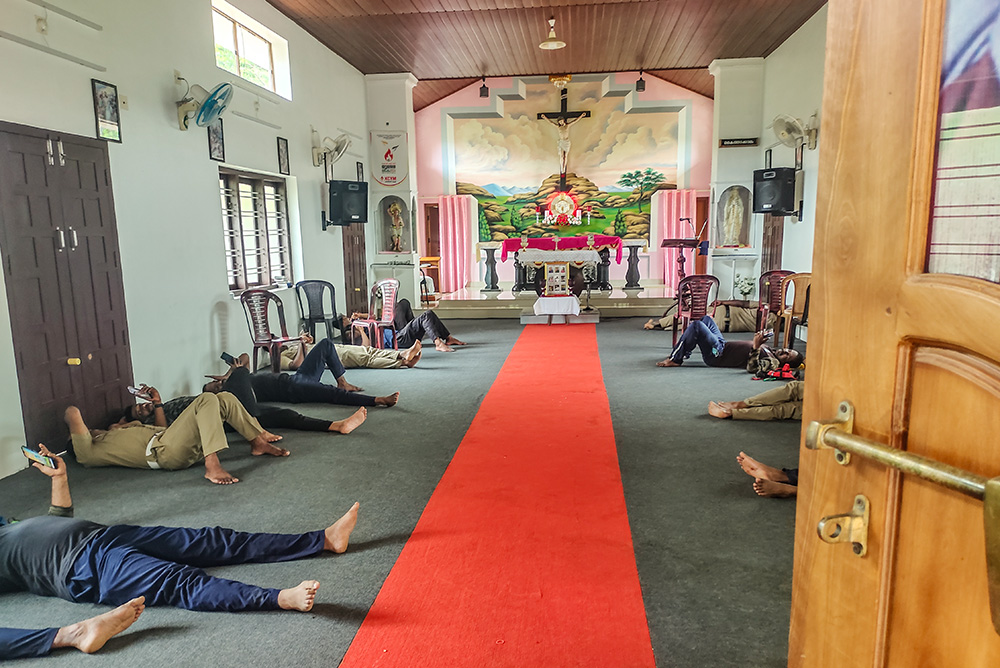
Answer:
[
  {"left": 56, "top": 139, "right": 65, "bottom": 167},
  {"left": 45, "top": 139, "right": 54, "bottom": 166}
]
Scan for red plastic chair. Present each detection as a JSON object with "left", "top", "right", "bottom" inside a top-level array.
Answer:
[
  {"left": 756, "top": 270, "right": 794, "bottom": 331},
  {"left": 240, "top": 289, "right": 301, "bottom": 372},
  {"left": 672, "top": 274, "right": 720, "bottom": 345},
  {"left": 351, "top": 278, "right": 400, "bottom": 349}
]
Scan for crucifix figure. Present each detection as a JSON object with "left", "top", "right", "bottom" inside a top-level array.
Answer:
[{"left": 538, "top": 88, "right": 591, "bottom": 190}]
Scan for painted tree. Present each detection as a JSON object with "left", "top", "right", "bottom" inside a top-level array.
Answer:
[
  {"left": 478, "top": 205, "right": 491, "bottom": 242},
  {"left": 614, "top": 208, "right": 627, "bottom": 237},
  {"left": 616, "top": 167, "right": 666, "bottom": 212}
]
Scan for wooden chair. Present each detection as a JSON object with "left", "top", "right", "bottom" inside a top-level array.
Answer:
[
  {"left": 351, "top": 278, "right": 400, "bottom": 349},
  {"left": 294, "top": 279, "right": 341, "bottom": 341},
  {"left": 240, "top": 289, "right": 301, "bottom": 372},
  {"left": 756, "top": 270, "right": 794, "bottom": 330},
  {"left": 672, "top": 274, "right": 720, "bottom": 345},
  {"left": 776, "top": 272, "right": 812, "bottom": 347}
]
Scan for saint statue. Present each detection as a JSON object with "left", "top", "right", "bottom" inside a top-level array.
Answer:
[
  {"left": 723, "top": 188, "right": 745, "bottom": 246},
  {"left": 387, "top": 201, "right": 404, "bottom": 252},
  {"left": 541, "top": 114, "right": 585, "bottom": 175}
]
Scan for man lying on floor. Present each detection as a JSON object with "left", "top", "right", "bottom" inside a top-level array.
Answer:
[
  {"left": 708, "top": 380, "right": 804, "bottom": 421},
  {"left": 657, "top": 316, "right": 803, "bottom": 372},
  {"left": 124, "top": 372, "right": 368, "bottom": 436},
  {"left": 281, "top": 333, "right": 421, "bottom": 371},
  {"left": 205, "top": 339, "right": 400, "bottom": 409},
  {"left": 0, "top": 445, "right": 360, "bottom": 660},
  {"left": 737, "top": 451, "right": 798, "bottom": 498},
  {"left": 351, "top": 298, "right": 466, "bottom": 352},
  {"left": 66, "top": 391, "right": 288, "bottom": 485}
]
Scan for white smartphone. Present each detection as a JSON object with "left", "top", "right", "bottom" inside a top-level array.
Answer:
[
  {"left": 127, "top": 385, "right": 151, "bottom": 401},
  {"left": 21, "top": 445, "right": 56, "bottom": 469}
]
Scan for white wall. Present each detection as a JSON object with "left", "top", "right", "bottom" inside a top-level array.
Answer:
[
  {"left": 761, "top": 4, "right": 828, "bottom": 271},
  {"left": 0, "top": 0, "right": 368, "bottom": 477}
]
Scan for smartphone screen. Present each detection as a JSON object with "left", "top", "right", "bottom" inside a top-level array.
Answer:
[
  {"left": 220, "top": 352, "right": 236, "bottom": 365},
  {"left": 21, "top": 446, "right": 56, "bottom": 469}
]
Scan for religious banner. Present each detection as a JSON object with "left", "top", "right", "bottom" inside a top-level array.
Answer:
[{"left": 371, "top": 130, "right": 408, "bottom": 186}]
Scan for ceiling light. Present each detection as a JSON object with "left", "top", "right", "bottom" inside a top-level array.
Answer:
[
  {"left": 539, "top": 17, "right": 566, "bottom": 50},
  {"left": 549, "top": 74, "right": 572, "bottom": 89},
  {"left": 636, "top": 70, "right": 646, "bottom": 92},
  {"left": 480, "top": 77, "right": 489, "bottom": 98}
]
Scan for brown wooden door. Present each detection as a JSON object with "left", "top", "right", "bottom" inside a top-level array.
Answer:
[
  {"left": 760, "top": 213, "right": 783, "bottom": 272},
  {"left": 789, "top": 0, "right": 1000, "bottom": 664},
  {"left": 342, "top": 222, "right": 368, "bottom": 315},
  {"left": 0, "top": 122, "right": 132, "bottom": 447}
]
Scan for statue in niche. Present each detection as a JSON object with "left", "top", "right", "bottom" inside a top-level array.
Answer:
[
  {"left": 387, "top": 201, "right": 404, "bottom": 252},
  {"left": 716, "top": 185, "right": 751, "bottom": 247}
]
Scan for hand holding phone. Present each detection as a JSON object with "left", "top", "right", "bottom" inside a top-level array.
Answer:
[
  {"left": 21, "top": 445, "right": 57, "bottom": 469},
  {"left": 220, "top": 352, "right": 236, "bottom": 365},
  {"left": 127, "top": 385, "right": 152, "bottom": 401}
]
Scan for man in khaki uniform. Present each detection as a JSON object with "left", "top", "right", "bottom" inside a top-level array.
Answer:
[{"left": 65, "top": 392, "right": 287, "bottom": 485}]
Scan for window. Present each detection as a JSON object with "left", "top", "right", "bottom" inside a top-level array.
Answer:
[
  {"left": 211, "top": 0, "right": 291, "bottom": 99},
  {"left": 219, "top": 170, "right": 292, "bottom": 291}
]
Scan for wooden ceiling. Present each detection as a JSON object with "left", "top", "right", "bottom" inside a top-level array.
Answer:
[{"left": 266, "top": 0, "right": 826, "bottom": 108}]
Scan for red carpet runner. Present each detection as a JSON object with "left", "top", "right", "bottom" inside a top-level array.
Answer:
[{"left": 339, "top": 325, "right": 655, "bottom": 667}]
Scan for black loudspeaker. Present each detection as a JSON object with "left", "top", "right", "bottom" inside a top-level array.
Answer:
[
  {"left": 752, "top": 168, "right": 796, "bottom": 215},
  {"left": 328, "top": 180, "right": 368, "bottom": 225}
]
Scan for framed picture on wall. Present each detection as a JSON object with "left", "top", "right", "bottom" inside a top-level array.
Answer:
[
  {"left": 207, "top": 118, "right": 225, "bottom": 162},
  {"left": 91, "top": 79, "right": 122, "bottom": 142},
  {"left": 277, "top": 137, "right": 290, "bottom": 175}
]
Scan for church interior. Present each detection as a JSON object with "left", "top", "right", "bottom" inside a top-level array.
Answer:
[{"left": 3, "top": 0, "right": 1000, "bottom": 665}]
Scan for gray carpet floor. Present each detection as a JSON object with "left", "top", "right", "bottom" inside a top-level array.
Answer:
[{"left": 0, "top": 318, "right": 798, "bottom": 667}]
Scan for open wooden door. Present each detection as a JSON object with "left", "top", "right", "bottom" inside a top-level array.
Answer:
[{"left": 790, "top": 0, "right": 1000, "bottom": 664}]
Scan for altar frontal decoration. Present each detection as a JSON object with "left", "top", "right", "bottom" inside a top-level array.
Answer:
[
  {"left": 537, "top": 191, "right": 593, "bottom": 227},
  {"left": 500, "top": 233, "right": 623, "bottom": 263}
]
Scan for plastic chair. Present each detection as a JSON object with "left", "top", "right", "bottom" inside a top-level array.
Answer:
[
  {"left": 351, "top": 278, "right": 400, "bottom": 349},
  {"left": 240, "top": 289, "right": 301, "bottom": 372},
  {"left": 672, "top": 274, "right": 721, "bottom": 345},
  {"left": 776, "top": 273, "right": 812, "bottom": 347},
  {"left": 756, "top": 270, "right": 794, "bottom": 331},
  {"left": 294, "top": 280, "right": 340, "bottom": 340}
]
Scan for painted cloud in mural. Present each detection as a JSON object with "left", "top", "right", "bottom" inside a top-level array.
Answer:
[{"left": 455, "top": 79, "right": 679, "bottom": 190}]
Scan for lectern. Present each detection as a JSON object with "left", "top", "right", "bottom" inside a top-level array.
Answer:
[{"left": 660, "top": 238, "right": 700, "bottom": 283}]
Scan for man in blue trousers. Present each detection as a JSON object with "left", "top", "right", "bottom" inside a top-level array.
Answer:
[
  {"left": 0, "top": 445, "right": 359, "bottom": 659},
  {"left": 657, "top": 315, "right": 802, "bottom": 370}
]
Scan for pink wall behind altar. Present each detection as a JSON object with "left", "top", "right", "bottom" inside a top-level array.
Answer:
[{"left": 414, "top": 72, "right": 714, "bottom": 285}]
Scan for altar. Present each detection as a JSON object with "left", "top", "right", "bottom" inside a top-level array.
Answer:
[{"left": 501, "top": 235, "right": 624, "bottom": 294}]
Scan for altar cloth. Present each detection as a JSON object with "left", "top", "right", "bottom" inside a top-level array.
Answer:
[
  {"left": 500, "top": 234, "right": 623, "bottom": 263},
  {"left": 517, "top": 249, "right": 601, "bottom": 264},
  {"left": 534, "top": 295, "right": 581, "bottom": 316}
]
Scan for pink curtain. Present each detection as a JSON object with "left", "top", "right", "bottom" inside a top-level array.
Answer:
[
  {"left": 438, "top": 195, "right": 475, "bottom": 293},
  {"left": 652, "top": 189, "right": 698, "bottom": 292}
]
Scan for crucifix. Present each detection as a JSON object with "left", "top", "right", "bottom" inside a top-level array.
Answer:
[{"left": 537, "top": 88, "right": 591, "bottom": 191}]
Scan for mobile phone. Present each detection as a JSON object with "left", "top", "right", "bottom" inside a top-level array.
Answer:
[
  {"left": 21, "top": 446, "right": 56, "bottom": 469},
  {"left": 127, "top": 385, "right": 151, "bottom": 400},
  {"left": 220, "top": 352, "right": 236, "bottom": 365}
]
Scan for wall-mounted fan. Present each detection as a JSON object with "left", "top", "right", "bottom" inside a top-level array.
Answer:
[
  {"left": 312, "top": 134, "right": 351, "bottom": 167},
  {"left": 771, "top": 113, "right": 819, "bottom": 150},
  {"left": 175, "top": 76, "right": 234, "bottom": 131}
]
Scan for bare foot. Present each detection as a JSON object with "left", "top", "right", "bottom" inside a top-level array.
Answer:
[
  {"left": 250, "top": 434, "right": 290, "bottom": 457},
  {"left": 445, "top": 335, "right": 467, "bottom": 346},
  {"left": 261, "top": 430, "right": 283, "bottom": 443},
  {"left": 53, "top": 596, "right": 145, "bottom": 654},
  {"left": 407, "top": 351, "right": 422, "bottom": 367},
  {"left": 643, "top": 318, "right": 657, "bottom": 330},
  {"left": 337, "top": 377, "right": 365, "bottom": 393},
  {"left": 708, "top": 401, "right": 733, "bottom": 419},
  {"left": 375, "top": 392, "right": 400, "bottom": 407},
  {"left": 434, "top": 338, "right": 455, "bottom": 352},
  {"left": 329, "top": 407, "right": 367, "bottom": 434},
  {"left": 402, "top": 340, "right": 422, "bottom": 367},
  {"left": 753, "top": 478, "right": 798, "bottom": 498},
  {"left": 204, "top": 454, "right": 239, "bottom": 484},
  {"left": 737, "top": 452, "right": 789, "bottom": 482},
  {"left": 324, "top": 501, "right": 360, "bottom": 553},
  {"left": 656, "top": 358, "right": 681, "bottom": 367},
  {"left": 277, "top": 580, "right": 320, "bottom": 611}
]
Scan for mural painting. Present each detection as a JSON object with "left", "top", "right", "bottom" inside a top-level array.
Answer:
[{"left": 453, "top": 79, "right": 679, "bottom": 243}]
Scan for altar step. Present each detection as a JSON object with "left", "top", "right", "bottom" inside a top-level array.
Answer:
[{"left": 427, "top": 286, "right": 675, "bottom": 320}]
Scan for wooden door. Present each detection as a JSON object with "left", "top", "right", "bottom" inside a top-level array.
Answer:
[
  {"left": 760, "top": 213, "right": 783, "bottom": 272},
  {"left": 341, "top": 222, "right": 368, "bottom": 315},
  {"left": 789, "top": 0, "right": 1000, "bottom": 665},
  {"left": 0, "top": 122, "right": 132, "bottom": 447}
]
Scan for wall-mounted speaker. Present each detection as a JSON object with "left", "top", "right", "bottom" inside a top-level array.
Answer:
[
  {"left": 752, "top": 168, "right": 796, "bottom": 215},
  {"left": 326, "top": 180, "right": 368, "bottom": 227}
]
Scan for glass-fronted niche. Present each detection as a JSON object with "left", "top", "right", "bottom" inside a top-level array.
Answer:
[{"left": 378, "top": 195, "right": 414, "bottom": 253}]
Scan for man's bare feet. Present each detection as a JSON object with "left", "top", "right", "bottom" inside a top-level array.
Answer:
[
  {"left": 204, "top": 454, "right": 239, "bottom": 484},
  {"left": 260, "top": 430, "right": 283, "bottom": 443},
  {"left": 329, "top": 407, "right": 367, "bottom": 434},
  {"left": 277, "top": 580, "right": 320, "bottom": 611},
  {"left": 708, "top": 401, "right": 733, "bottom": 418},
  {"left": 445, "top": 335, "right": 466, "bottom": 346},
  {"left": 643, "top": 318, "right": 657, "bottom": 330},
  {"left": 324, "top": 501, "right": 360, "bottom": 553},
  {"left": 402, "top": 340, "right": 422, "bottom": 367},
  {"left": 375, "top": 392, "right": 400, "bottom": 407},
  {"left": 337, "top": 377, "right": 365, "bottom": 393},
  {"left": 53, "top": 596, "right": 145, "bottom": 654},
  {"left": 737, "top": 451, "right": 789, "bottom": 482},
  {"left": 434, "top": 338, "right": 455, "bottom": 352},
  {"left": 250, "top": 434, "right": 290, "bottom": 457},
  {"left": 656, "top": 358, "right": 681, "bottom": 367},
  {"left": 753, "top": 479, "right": 798, "bottom": 498}
]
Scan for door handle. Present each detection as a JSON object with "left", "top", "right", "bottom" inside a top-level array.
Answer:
[
  {"left": 68, "top": 227, "right": 79, "bottom": 250},
  {"left": 66, "top": 357, "right": 81, "bottom": 365},
  {"left": 807, "top": 400, "right": 1000, "bottom": 633},
  {"left": 55, "top": 228, "right": 66, "bottom": 252}
]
